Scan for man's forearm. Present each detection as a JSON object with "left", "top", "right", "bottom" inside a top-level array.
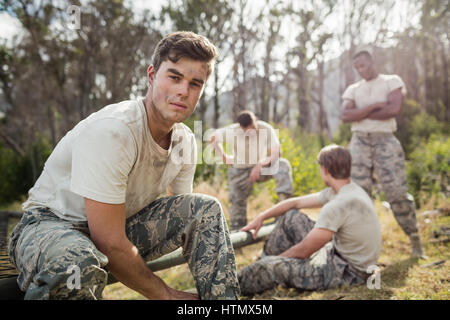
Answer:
[
  {"left": 258, "top": 198, "right": 299, "bottom": 221},
  {"left": 279, "top": 228, "right": 333, "bottom": 259},
  {"left": 213, "top": 143, "right": 234, "bottom": 165},
  {"left": 279, "top": 241, "right": 310, "bottom": 259},
  {"left": 103, "top": 240, "right": 171, "bottom": 299},
  {"left": 367, "top": 104, "right": 398, "bottom": 120},
  {"left": 341, "top": 103, "right": 385, "bottom": 122},
  {"left": 368, "top": 88, "right": 403, "bottom": 120}
]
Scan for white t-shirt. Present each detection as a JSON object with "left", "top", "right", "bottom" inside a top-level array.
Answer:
[
  {"left": 315, "top": 181, "right": 382, "bottom": 272},
  {"left": 23, "top": 99, "right": 197, "bottom": 222},
  {"left": 342, "top": 74, "right": 407, "bottom": 133},
  {"left": 214, "top": 120, "right": 279, "bottom": 169}
]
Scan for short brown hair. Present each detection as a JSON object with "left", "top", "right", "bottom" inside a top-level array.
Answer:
[
  {"left": 151, "top": 31, "right": 218, "bottom": 78},
  {"left": 317, "top": 144, "right": 352, "bottom": 179},
  {"left": 236, "top": 110, "right": 257, "bottom": 128}
]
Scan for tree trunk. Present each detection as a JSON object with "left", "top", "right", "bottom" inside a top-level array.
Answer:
[
  {"left": 213, "top": 67, "right": 220, "bottom": 128},
  {"left": 317, "top": 61, "right": 329, "bottom": 144},
  {"left": 441, "top": 43, "right": 449, "bottom": 122}
]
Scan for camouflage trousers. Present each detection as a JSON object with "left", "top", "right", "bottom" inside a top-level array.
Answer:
[
  {"left": 8, "top": 193, "right": 240, "bottom": 300},
  {"left": 228, "top": 158, "right": 294, "bottom": 231},
  {"left": 238, "top": 209, "right": 367, "bottom": 295},
  {"left": 349, "top": 132, "right": 419, "bottom": 236}
]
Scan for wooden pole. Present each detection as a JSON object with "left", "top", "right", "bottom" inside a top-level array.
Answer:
[{"left": 107, "top": 223, "right": 276, "bottom": 284}]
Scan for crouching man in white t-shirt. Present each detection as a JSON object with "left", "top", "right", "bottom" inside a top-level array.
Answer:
[
  {"left": 8, "top": 31, "right": 240, "bottom": 300},
  {"left": 238, "top": 145, "right": 382, "bottom": 295}
]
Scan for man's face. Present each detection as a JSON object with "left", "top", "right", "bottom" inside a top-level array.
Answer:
[
  {"left": 353, "top": 55, "right": 375, "bottom": 81},
  {"left": 147, "top": 57, "right": 208, "bottom": 123}
]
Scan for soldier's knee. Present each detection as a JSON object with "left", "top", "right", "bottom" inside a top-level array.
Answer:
[
  {"left": 189, "top": 193, "right": 224, "bottom": 220},
  {"left": 284, "top": 208, "right": 299, "bottom": 219},
  {"left": 279, "top": 158, "right": 291, "bottom": 169}
]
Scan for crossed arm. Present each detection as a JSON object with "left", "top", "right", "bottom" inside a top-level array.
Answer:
[
  {"left": 85, "top": 198, "right": 198, "bottom": 300},
  {"left": 241, "top": 194, "right": 334, "bottom": 259},
  {"left": 341, "top": 88, "right": 404, "bottom": 122}
]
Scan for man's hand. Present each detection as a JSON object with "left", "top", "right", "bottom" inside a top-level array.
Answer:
[
  {"left": 249, "top": 163, "right": 262, "bottom": 182},
  {"left": 240, "top": 216, "right": 264, "bottom": 240},
  {"left": 167, "top": 287, "right": 199, "bottom": 300},
  {"left": 209, "top": 134, "right": 217, "bottom": 145}
]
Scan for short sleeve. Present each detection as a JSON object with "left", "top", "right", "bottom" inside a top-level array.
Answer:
[
  {"left": 314, "top": 203, "right": 345, "bottom": 232},
  {"left": 167, "top": 163, "right": 195, "bottom": 194},
  {"left": 342, "top": 84, "right": 356, "bottom": 101},
  {"left": 168, "top": 133, "right": 197, "bottom": 195},
  {"left": 71, "top": 119, "right": 136, "bottom": 204},
  {"left": 266, "top": 124, "right": 280, "bottom": 148},
  {"left": 317, "top": 187, "right": 335, "bottom": 205},
  {"left": 386, "top": 75, "right": 407, "bottom": 96}
]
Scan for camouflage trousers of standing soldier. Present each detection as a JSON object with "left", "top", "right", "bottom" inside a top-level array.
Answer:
[
  {"left": 348, "top": 132, "right": 419, "bottom": 236},
  {"left": 8, "top": 193, "right": 240, "bottom": 300},
  {"left": 238, "top": 209, "right": 367, "bottom": 295},
  {"left": 228, "top": 158, "right": 294, "bottom": 231}
]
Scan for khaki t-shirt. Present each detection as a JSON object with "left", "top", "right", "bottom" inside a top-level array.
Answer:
[
  {"left": 342, "top": 74, "right": 407, "bottom": 133},
  {"left": 315, "top": 181, "right": 382, "bottom": 272},
  {"left": 214, "top": 120, "right": 279, "bottom": 169},
  {"left": 23, "top": 99, "right": 197, "bottom": 222}
]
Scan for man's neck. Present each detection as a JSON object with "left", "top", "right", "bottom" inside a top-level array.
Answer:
[
  {"left": 366, "top": 71, "right": 378, "bottom": 82},
  {"left": 143, "top": 95, "right": 174, "bottom": 149},
  {"left": 330, "top": 178, "right": 351, "bottom": 194}
]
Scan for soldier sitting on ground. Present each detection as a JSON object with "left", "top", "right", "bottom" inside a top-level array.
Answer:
[{"left": 238, "top": 145, "right": 381, "bottom": 295}]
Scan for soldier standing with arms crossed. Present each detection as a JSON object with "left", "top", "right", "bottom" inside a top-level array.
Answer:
[{"left": 341, "top": 50, "right": 425, "bottom": 258}]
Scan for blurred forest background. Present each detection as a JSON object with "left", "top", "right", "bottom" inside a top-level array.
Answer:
[{"left": 0, "top": 0, "right": 448, "bottom": 208}]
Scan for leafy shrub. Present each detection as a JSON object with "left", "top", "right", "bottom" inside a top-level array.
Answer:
[
  {"left": 395, "top": 99, "right": 422, "bottom": 155},
  {"left": 261, "top": 126, "right": 326, "bottom": 201},
  {"left": 406, "top": 133, "right": 449, "bottom": 207},
  {"left": 0, "top": 136, "right": 52, "bottom": 206},
  {"left": 332, "top": 122, "right": 352, "bottom": 147}
]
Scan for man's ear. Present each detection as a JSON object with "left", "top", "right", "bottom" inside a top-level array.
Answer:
[
  {"left": 147, "top": 65, "right": 156, "bottom": 86},
  {"left": 320, "top": 165, "right": 329, "bottom": 176}
]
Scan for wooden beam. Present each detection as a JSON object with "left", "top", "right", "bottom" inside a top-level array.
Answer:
[{"left": 107, "top": 223, "right": 276, "bottom": 284}]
